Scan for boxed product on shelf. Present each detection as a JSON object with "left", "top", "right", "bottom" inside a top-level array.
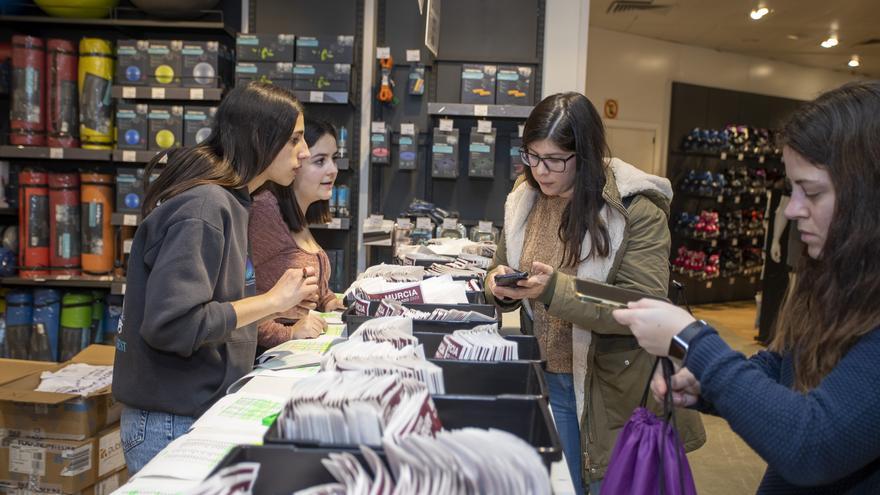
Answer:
[
  {"left": 234, "top": 62, "right": 293, "bottom": 89},
  {"left": 115, "top": 39, "right": 149, "bottom": 86},
  {"left": 369, "top": 127, "right": 390, "bottom": 164},
  {"left": 460, "top": 64, "right": 497, "bottom": 104},
  {"left": 181, "top": 41, "right": 233, "bottom": 88},
  {"left": 184, "top": 105, "right": 218, "bottom": 147},
  {"left": 295, "top": 35, "right": 355, "bottom": 64},
  {"left": 399, "top": 130, "right": 418, "bottom": 170},
  {"left": 0, "top": 425, "right": 123, "bottom": 494},
  {"left": 496, "top": 65, "right": 533, "bottom": 105},
  {"left": 432, "top": 127, "right": 460, "bottom": 179},
  {"left": 469, "top": 127, "right": 497, "bottom": 178},
  {"left": 116, "top": 167, "right": 146, "bottom": 214},
  {"left": 147, "top": 40, "right": 183, "bottom": 87},
  {"left": 115, "top": 103, "right": 148, "bottom": 150},
  {"left": 236, "top": 33, "right": 295, "bottom": 63},
  {"left": 147, "top": 105, "right": 184, "bottom": 150},
  {"left": 292, "top": 63, "right": 351, "bottom": 92},
  {"left": 510, "top": 136, "right": 524, "bottom": 180},
  {"left": 292, "top": 90, "right": 348, "bottom": 103},
  {"left": 0, "top": 345, "right": 120, "bottom": 441}
]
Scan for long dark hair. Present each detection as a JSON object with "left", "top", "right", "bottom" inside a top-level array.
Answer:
[
  {"left": 772, "top": 80, "right": 880, "bottom": 391},
  {"left": 142, "top": 83, "right": 304, "bottom": 216},
  {"left": 266, "top": 118, "right": 336, "bottom": 232},
  {"left": 522, "top": 92, "right": 611, "bottom": 266}
]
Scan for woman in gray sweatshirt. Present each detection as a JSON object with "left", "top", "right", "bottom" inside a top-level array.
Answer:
[{"left": 112, "top": 83, "right": 320, "bottom": 474}]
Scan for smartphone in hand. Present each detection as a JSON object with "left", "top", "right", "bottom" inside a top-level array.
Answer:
[{"left": 494, "top": 271, "right": 529, "bottom": 288}]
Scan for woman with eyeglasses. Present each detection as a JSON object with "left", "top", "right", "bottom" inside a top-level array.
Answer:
[{"left": 484, "top": 92, "right": 705, "bottom": 494}]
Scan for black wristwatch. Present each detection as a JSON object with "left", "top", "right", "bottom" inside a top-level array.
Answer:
[{"left": 668, "top": 320, "right": 708, "bottom": 360}]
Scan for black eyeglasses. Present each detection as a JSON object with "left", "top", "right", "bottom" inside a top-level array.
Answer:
[{"left": 519, "top": 148, "right": 575, "bottom": 173}]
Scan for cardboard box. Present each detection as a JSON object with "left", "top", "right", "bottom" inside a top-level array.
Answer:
[
  {"left": 0, "top": 426, "right": 122, "bottom": 494},
  {"left": 292, "top": 63, "right": 351, "bottom": 92},
  {"left": 496, "top": 66, "right": 533, "bottom": 105},
  {"left": 115, "top": 40, "right": 149, "bottom": 86},
  {"left": 460, "top": 64, "right": 497, "bottom": 104},
  {"left": 234, "top": 62, "right": 293, "bottom": 89},
  {"left": 0, "top": 345, "right": 120, "bottom": 441},
  {"left": 147, "top": 40, "right": 183, "bottom": 87},
  {"left": 181, "top": 41, "right": 232, "bottom": 88},
  {"left": 296, "top": 35, "right": 355, "bottom": 64},
  {"left": 236, "top": 33, "right": 295, "bottom": 63},
  {"left": 115, "top": 104, "right": 148, "bottom": 151},
  {"left": 147, "top": 105, "right": 183, "bottom": 151},
  {"left": 0, "top": 359, "right": 57, "bottom": 387},
  {"left": 184, "top": 106, "right": 217, "bottom": 147}
]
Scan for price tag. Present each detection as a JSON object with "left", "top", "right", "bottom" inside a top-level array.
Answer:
[
  {"left": 720, "top": 152, "right": 728, "bottom": 160},
  {"left": 734, "top": 196, "right": 741, "bottom": 204},
  {"left": 737, "top": 153, "right": 745, "bottom": 161},
  {"left": 717, "top": 195, "right": 724, "bottom": 203},
  {"left": 711, "top": 240, "right": 718, "bottom": 247},
  {"left": 442, "top": 218, "right": 458, "bottom": 229},
  {"left": 310, "top": 91, "right": 324, "bottom": 103},
  {"left": 329, "top": 218, "right": 343, "bottom": 229},
  {"left": 518, "top": 124, "right": 525, "bottom": 138},
  {"left": 727, "top": 277, "right": 735, "bottom": 285},
  {"left": 397, "top": 218, "right": 412, "bottom": 229},
  {"left": 56, "top": 275, "right": 72, "bottom": 281},
  {"left": 49, "top": 147, "right": 64, "bottom": 159},
  {"left": 732, "top": 238, "right": 739, "bottom": 246},
  {"left": 406, "top": 49, "right": 421, "bottom": 62},
  {"left": 151, "top": 87, "right": 166, "bottom": 99},
  {"left": 752, "top": 238, "right": 758, "bottom": 246},
  {"left": 754, "top": 196, "right": 761, "bottom": 204},
  {"left": 759, "top": 155, "right": 766, "bottom": 164},
  {"left": 478, "top": 220, "right": 492, "bottom": 231},
  {"left": 750, "top": 277, "right": 757, "bottom": 284},
  {"left": 705, "top": 281, "right": 713, "bottom": 289},
  {"left": 439, "top": 119, "right": 454, "bottom": 132},
  {"left": 416, "top": 217, "right": 432, "bottom": 229},
  {"left": 376, "top": 46, "right": 391, "bottom": 59},
  {"left": 122, "top": 150, "right": 137, "bottom": 162},
  {"left": 477, "top": 120, "right": 492, "bottom": 133},
  {"left": 122, "top": 86, "right": 137, "bottom": 99},
  {"left": 190, "top": 88, "right": 205, "bottom": 100},
  {"left": 400, "top": 123, "right": 416, "bottom": 136},
  {"left": 473, "top": 104, "right": 489, "bottom": 117},
  {"left": 371, "top": 121, "right": 386, "bottom": 133},
  {"left": 123, "top": 239, "right": 133, "bottom": 254},
  {"left": 119, "top": 284, "right": 126, "bottom": 295},
  {"left": 123, "top": 214, "right": 138, "bottom": 226}
]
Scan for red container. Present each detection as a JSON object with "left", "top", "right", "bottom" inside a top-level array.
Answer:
[
  {"left": 47, "top": 39, "right": 79, "bottom": 148},
  {"left": 18, "top": 169, "right": 50, "bottom": 277},
  {"left": 10, "top": 35, "right": 46, "bottom": 146},
  {"left": 49, "top": 172, "right": 82, "bottom": 275}
]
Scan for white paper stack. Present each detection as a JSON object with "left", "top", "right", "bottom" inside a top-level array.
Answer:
[
  {"left": 277, "top": 372, "right": 442, "bottom": 447},
  {"left": 435, "top": 324, "right": 518, "bottom": 361},
  {"left": 372, "top": 299, "right": 495, "bottom": 323},
  {"left": 35, "top": 363, "right": 113, "bottom": 396},
  {"left": 321, "top": 340, "right": 444, "bottom": 394},
  {"left": 349, "top": 275, "right": 469, "bottom": 307},
  {"left": 349, "top": 317, "right": 419, "bottom": 349}
]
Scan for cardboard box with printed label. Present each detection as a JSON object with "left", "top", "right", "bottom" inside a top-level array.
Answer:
[
  {"left": 0, "top": 359, "right": 57, "bottom": 386},
  {"left": 0, "top": 345, "right": 120, "bottom": 441},
  {"left": 0, "top": 466, "right": 130, "bottom": 495},
  {"left": 0, "top": 426, "right": 123, "bottom": 494}
]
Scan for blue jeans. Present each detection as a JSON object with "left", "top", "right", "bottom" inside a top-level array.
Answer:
[
  {"left": 121, "top": 406, "right": 195, "bottom": 475},
  {"left": 545, "top": 371, "right": 585, "bottom": 495}
]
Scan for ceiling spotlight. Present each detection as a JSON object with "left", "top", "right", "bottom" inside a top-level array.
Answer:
[
  {"left": 821, "top": 35, "right": 839, "bottom": 48},
  {"left": 750, "top": 6, "right": 770, "bottom": 20},
  {"left": 848, "top": 55, "right": 860, "bottom": 68}
]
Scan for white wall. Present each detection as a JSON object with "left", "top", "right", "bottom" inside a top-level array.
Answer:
[
  {"left": 543, "top": 0, "right": 591, "bottom": 96},
  {"left": 585, "top": 27, "right": 863, "bottom": 175}
]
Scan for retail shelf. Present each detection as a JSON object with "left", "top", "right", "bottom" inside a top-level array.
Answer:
[
  {"left": 428, "top": 103, "right": 533, "bottom": 119},
  {"left": 113, "top": 149, "right": 162, "bottom": 164},
  {"left": 670, "top": 150, "right": 781, "bottom": 163},
  {"left": 112, "top": 86, "right": 224, "bottom": 101},
  {"left": 294, "top": 90, "right": 352, "bottom": 105},
  {"left": 1, "top": 275, "right": 126, "bottom": 294},
  {"left": 111, "top": 213, "right": 142, "bottom": 227},
  {"left": 310, "top": 218, "right": 350, "bottom": 230},
  {"left": 0, "top": 146, "right": 111, "bottom": 161},
  {"left": 0, "top": 208, "right": 16, "bottom": 216}
]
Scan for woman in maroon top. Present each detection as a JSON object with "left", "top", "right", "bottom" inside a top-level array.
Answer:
[{"left": 249, "top": 119, "right": 344, "bottom": 348}]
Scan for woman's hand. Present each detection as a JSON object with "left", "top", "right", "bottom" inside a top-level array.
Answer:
[
  {"left": 490, "top": 261, "right": 555, "bottom": 301},
  {"left": 288, "top": 314, "right": 327, "bottom": 340},
  {"left": 612, "top": 298, "right": 695, "bottom": 357},
  {"left": 324, "top": 296, "right": 346, "bottom": 312},
  {"left": 651, "top": 363, "right": 701, "bottom": 407},
  {"left": 266, "top": 266, "right": 319, "bottom": 314}
]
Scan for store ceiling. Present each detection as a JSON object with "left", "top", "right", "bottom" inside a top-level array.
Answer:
[{"left": 589, "top": 0, "right": 880, "bottom": 77}]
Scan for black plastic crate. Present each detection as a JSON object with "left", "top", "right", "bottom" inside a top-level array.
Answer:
[
  {"left": 416, "top": 331, "right": 540, "bottom": 361},
  {"left": 431, "top": 359, "right": 546, "bottom": 397},
  {"left": 343, "top": 302, "right": 498, "bottom": 334},
  {"left": 263, "top": 395, "right": 562, "bottom": 469}
]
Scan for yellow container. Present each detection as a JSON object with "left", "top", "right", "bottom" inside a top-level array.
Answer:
[{"left": 78, "top": 38, "right": 114, "bottom": 150}]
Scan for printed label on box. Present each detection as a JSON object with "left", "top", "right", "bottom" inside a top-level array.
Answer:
[
  {"left": 99, "top": 430, "right": 124, "bottom": 477},
  {"left": 61, "top": 444, "right": 92, "bottom": 477},
  {"left": 9, "top": 443, "right": 46, "bottom": 476}
]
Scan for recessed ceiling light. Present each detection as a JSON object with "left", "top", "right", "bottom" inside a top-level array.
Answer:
[
  {"left": 750, "top": 6, "right": 770, "bottom": 20},
  {"left": 849, "top": 55, "right": 860, "bottom": 68},
  {"left": 821, "top": 35, "right": 839, "bottom": 48}
]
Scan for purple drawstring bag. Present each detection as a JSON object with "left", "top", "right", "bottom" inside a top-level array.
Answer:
[{"left": 601, "top": 358, "right": 698, "bottom": 495}]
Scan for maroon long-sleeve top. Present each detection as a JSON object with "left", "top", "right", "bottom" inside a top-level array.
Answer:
[{"left": 248, "top": 190, "right": 337, "bottom": 348}]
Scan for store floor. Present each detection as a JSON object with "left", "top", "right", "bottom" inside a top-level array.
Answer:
[{"left": 500, "top": 301, "right": 768, "bottom": 494}]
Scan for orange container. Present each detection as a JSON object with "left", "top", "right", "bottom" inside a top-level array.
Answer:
[
  {"left": 49, "top": 172, "right": 82, "bottom": 275},
  {"left": 19, "top": 169, "right": 50, "bottom": 277},
  {"left": 80, "top": 172, "right": 114, "bottom": 275}
]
